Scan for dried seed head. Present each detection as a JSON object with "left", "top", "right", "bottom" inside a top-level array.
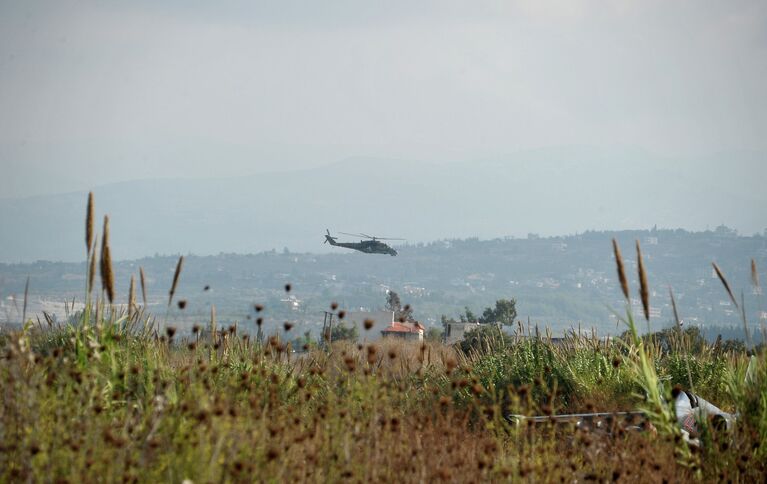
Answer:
[
  {"left": 366, "top": 345, "right": 377, "bottom": 364},
  {"left": 139, "top": 266, "right": 147, "bottom": 306},
  {"left": 363, "top": 319, "right": 374, "bottom": 330},
  {"left": 284, "top": 283, "right": 291, "bottom": 292},
  {"left": 85, "top": 191, "right": 94, "bottom": 254},
  {"left": 266, "top": 448, "right": 279, "bottom": 461},
  {"left": 254, "top": 304, "right": 264, "bottom": 312},
  {"left": 177, "top": 300, "right": 187, "bottom": 310},
  {"left": 168, "top": 256, "right": 184, "bottom": 307},
  {"left": 283, "top": 322, "right": 293, "bottom": 331},
  {"left": 101, "top": 214, "right": 110, "bottom": 249},
  {"left": 751, "top": 259, "right": 759, "bottom": 288},
  {"left": 100, "top": 217, "right": 115, "bottom": 303},
  {"left": 636, "top": 240, "right": 649, "bottom": 321},
  {"left": 612, "top": 239, "right": 629, "bottom": 301},
  {"left": 330, "top": 302, "right": 338, "bottom": 310},
  {"left": 338, "top": 310, "right": 346, "bottom": 320},
  {"left": 128, "top": 275, "right": 136, "bottom": 318},
  {"left": 712, "top": 262, "right": 738, "bottom": 308},
  {"left": 88, "top": 239, "right": 98, "bottom": 294}
]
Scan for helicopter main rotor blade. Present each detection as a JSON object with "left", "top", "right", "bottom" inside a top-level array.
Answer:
[
  {"left": 358, "top": 233, "right": 405, "bottom": 240},
  {"left": 337, "top": 231, "right": 406, "bottom": 241}
]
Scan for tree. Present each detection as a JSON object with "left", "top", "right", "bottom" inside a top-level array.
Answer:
[
  {"left": 460, "top": 307, "right": 478, "bottom": 323},
  {"left": 385, "top": 290, "right": 414, "bottom": 322},
  {"left": 385, "top": 291, "right": 401, "bottom": 313},
  {"left": 331, "top": 322, "right": 359, "bottom": 342},
  {"left": 443, "top": 299, "right": 518, "bottom": 329},
  {"left": 479, "top": 299, "right": 517, "bottom": 326}
]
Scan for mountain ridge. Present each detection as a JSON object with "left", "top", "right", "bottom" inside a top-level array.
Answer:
[{"left": 1, "top": 148, "right": 765, "bottom": 262}]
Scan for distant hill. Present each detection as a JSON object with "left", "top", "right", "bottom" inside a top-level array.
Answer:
[
  {"left": 1, "top": 147, "right": 765, "bottom": 262},
  {"left": 1, "top": 228, "right": 765, "bottom": 336}
]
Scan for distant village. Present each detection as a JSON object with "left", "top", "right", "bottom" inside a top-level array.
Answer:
[{"left": 1, "top": 226, "right": 765, "bottom": 341}]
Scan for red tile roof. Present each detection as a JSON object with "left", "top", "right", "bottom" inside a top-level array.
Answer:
[{"left": 381, "top": 322, "right": 424, "bottom": 334}]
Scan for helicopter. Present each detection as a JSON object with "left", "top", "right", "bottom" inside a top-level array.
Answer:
[{"left": 323, "top": 230, "right": 403, "bottom": 256}]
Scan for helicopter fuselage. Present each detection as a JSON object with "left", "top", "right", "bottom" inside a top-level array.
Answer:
[{"left": 325, "top": 234, "right": 397, "bottom": 256}]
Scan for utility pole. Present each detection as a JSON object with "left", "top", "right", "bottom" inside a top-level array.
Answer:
[{"left": 321, "top": 311, "right": 334, "bottom": 349}]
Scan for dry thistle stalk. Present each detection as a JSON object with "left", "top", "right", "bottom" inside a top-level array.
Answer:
[
  {"left": 21, "top": 276, "right": 29, "bottom": 326},
  {"left": 85, "top": 191, "right": 94, "bottom": 255},
  {"left": 139, "top": 266, "right": 147, "bottom": 307},
  {"left": 636, "top": 240, "right": 649, "bottom": 321},
  {"left": 168, "top": 256, "right": 184, "bottom": 307},
  {"left": 712, "top": 262, "right": 738, "bottom": 308},
  {"left": 752, "top": 259, "right": 760, "bottom": 288},
  {"left": 612, "top": 238, "right": 629, "bottom": 301},
  {"left": 669, "top": 287, "right": 681, "bottom": 331},
  {"left": 210, "top": 304, "right": 217, "bottom": 336}
]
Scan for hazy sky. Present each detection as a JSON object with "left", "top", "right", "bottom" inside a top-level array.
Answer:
[{"left": 1, "top": 0, "right": 766, "bottom": 198}]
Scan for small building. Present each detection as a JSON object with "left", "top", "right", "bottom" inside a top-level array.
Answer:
[
  {"left": 443, "top": 321, "right": 480, "bottom": 345},
  {"left": 381, "top": 321, "right": 424, "bottom": 341}
]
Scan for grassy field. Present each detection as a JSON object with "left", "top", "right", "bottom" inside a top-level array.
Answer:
[
  {"left": 1, "top": 195, "right": 765, "bottom": 482},
  {"left": 1, "top": 304, "right": 765, "bottom": 482}
]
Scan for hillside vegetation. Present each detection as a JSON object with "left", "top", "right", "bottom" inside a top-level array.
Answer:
[{"left": 2, "top": 226, "right": 766, "bottom": 334}]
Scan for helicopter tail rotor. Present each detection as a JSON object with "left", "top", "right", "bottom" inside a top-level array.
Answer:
[{"left": 324, "top": 229, "right": 337, "bottom": 245}]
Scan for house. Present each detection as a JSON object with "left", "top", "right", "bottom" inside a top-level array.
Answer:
[
  {"left": 381, "top": 321, "right": 425, "bottom": 341},
  {"left": 443, "top": 321, "right": 480, "bottom": 345}
]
